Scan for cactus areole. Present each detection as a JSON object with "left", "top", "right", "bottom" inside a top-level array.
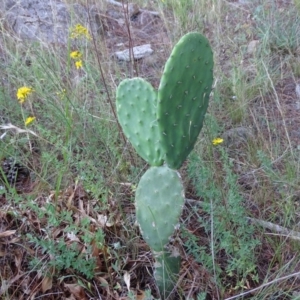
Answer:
[{"left": 116, "top": 32, "right": 214, "bottom": 299}]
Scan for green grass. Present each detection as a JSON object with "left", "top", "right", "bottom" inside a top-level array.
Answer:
[{"left": 1, "top": 0, "right": 300, "bottom": 299}]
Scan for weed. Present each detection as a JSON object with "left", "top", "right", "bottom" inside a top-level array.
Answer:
[
  {"left": 254, "top": 3, "right": 300, "bottom": 55},
  {"left": 187, "top": 145, "right": 260, "bottom": 291},
  {"left": 27, "top": 214, "right": 105, "bottom": 279},
  {"left": 29, "top": 236, "right": 96, "bottom": 278}
]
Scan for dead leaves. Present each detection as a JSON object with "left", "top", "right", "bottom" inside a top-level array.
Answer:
[
  {"left": 124, "top": 271, "right": 131, "bottom": 291},
  {"left": 41, "top": 275, "right": 53, "bottom": 293},
  {"left": 64, "top": 283, "right": 87, "bottom": 300},
  {"left": 0, "top": 180, "right": 155, "bottom": 299}
]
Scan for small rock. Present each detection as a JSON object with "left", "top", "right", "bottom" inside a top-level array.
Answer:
[
  {"left": 247, "top": 40, "right": 259, "bottom": 54},
  {"left": 296, "top": 83, "right": 300, "bottom": 99},
  {"left": 115, "top": 44, "right": 153, "bottom": 61},
  {"left": 238, "top": 0, "right": 250, "bottom": 4},
  {"left": 295, "top": 84, "right": 300, "bottom": 109},
  {"left": 127, "top": 3, "right": 140, "bottom": 18}
]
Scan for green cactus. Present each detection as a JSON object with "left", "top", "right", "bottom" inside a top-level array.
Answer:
[
  {"left": 136, "top": 165, "right": 184, "bottom": 298},
  {"left": 116, "top": 78, "right": 164, "bottom": 166},
  {"left": 158, "top": 32, "right": 214, "bottom": 169},
  {"left": 135, "top": 165, "right": 184, "bottom": 252},
  {"left": 116, "top": 32, "right": 214, "bottom": 299}
]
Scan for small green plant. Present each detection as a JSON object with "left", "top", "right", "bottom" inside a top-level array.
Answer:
[
  {"left": 254, "top": 3, "right": 300, "bottom": 54},
  {"left": 186, "top": 127, "right": 260, "bottom": 291},
  {"left": 27, "top": 215, "right": 105, "bottom": 279},
  {"left": 28, "top": 235, "right": 96, "bottom": 278},
  {"left": 116, "top": 32, "right": 214, "bottom": 298},
  {"left": 161, "top": 0, "right": 197, "bottom": 32}
]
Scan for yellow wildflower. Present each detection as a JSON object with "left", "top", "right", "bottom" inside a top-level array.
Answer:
[
  {"left": 212, "top": 137, "right": 224, "bottom": 146},
  {"left": 25, "top": 116, "right": 36, "bottom": 126},
  {"left": 75, "top": 60, "right": 83, "bottom": 69},
  {"left": 70, "top": 24, "right": 91, "bottom": 40},
  {"left": 70, "top": 50, "right": 82, "bottom": 60},
  {"left": 17, "top": 86, "right": 34, "bottom": 103}
]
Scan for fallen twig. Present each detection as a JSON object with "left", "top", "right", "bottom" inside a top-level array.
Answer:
[
  {"left": 225, "top": 270, "right": 300, "bottom": 300},
  {"left": 247, "top": 217, "right": 300, "bottom": 241}
]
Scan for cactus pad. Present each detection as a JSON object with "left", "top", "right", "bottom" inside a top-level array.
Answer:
[
  {"left": 116, "top": 78, "right": 164, "bottom": 166},
  {"left": 158, "top": 32, "right": 214, "bottom": 169},
  {"left": 135, "top": 165, "right": 184, "bottom": 252}
]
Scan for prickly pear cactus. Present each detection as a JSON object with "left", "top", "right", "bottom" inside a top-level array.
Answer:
[
  {"left": 135, "top": 165, "right": 184, "bottom": 252},
  {"left": 116, "top": 78, "right": 164, "bottom": 166},
  {"left": 116, "top": 32, "right": 214, "bottom": 299},
  {"left": 136, "top": 165, "right": 184, "bottom": 299},
  {"left": 158, "top": 32, "right": 214, "bottom": 169}
]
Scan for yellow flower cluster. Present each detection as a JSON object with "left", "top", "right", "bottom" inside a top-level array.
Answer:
[
  {"left": 16, "top": 86, "right": 34, "bottom": 103},
  {"left": 70, "top": 50, "right": 83, "bottom": 69},
  {"left": 70, "top": 24, "right": 91, "bottom": 40},
  {"left": 16, "top": 87, "right": 36, "bottom": 126},
  {"left": 25, "top": 116, "right": 36, "bottom": 126},
  {"left": 69, "top": 24, "right": 91, "bottom": 69},
  {"left": 75, "top": 60, "right": 83, "bottom": 69},
  {"left": 70, "top": 50, "right": 82, "bottom": 60},
  {"left": 212, "top": 137, "right": 224, "bottom": 146}
]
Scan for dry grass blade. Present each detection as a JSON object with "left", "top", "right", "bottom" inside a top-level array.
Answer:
[
  {"left": 0, "top": 123, "right": 38, "bottom": 136},
  {"left": 225, "top": 271, "right": 300, "bottom": 300},
  {"left": 248, "top": 217, "right": 300, "bottom": 241},
  {"left": 0, "top": 230, "right": 16, "bottom": 238}
]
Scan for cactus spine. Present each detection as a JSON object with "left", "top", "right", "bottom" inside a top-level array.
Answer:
[{"left": 116, "top": 32, "right": 214, "bottom": 299}]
